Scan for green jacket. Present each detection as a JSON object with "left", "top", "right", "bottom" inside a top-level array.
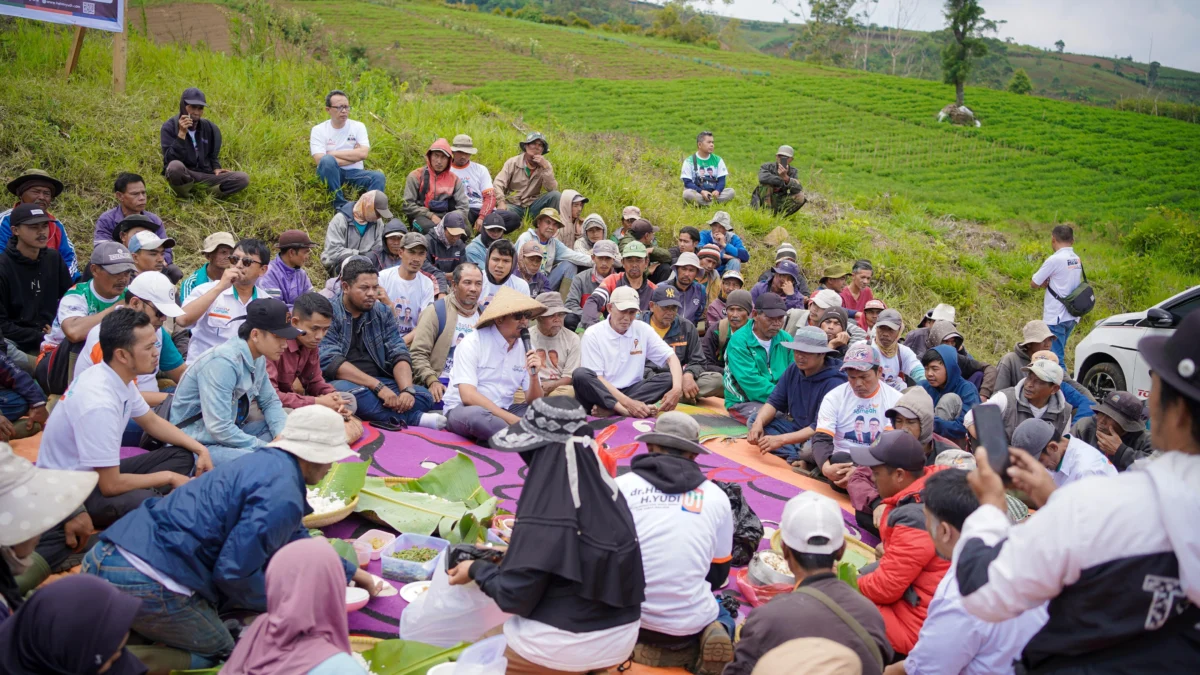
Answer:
[{"left": 723, "top": 323, "right": 793, "bottom": 406}]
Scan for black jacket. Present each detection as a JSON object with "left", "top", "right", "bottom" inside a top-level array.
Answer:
[
  {"left": 0, "top": 237, "right": 72, "bottom": 352},
  {"left": 160, "top": 87, "right": 224, "bottom": 174},
  {"left": 639, "top": 312, "right": 706, "bottom": 380}
]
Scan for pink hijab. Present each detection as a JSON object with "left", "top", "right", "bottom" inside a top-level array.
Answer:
[{"left": 221, "top": 539, "right": 352, "bottom": 675}]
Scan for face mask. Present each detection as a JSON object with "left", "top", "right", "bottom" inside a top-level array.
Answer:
[{"left": 2, "top": 545, "right": 34, "bottom": 575}]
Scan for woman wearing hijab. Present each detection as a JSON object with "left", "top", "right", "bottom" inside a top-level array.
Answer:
[
  {"left": 555, "top": 189, "right": 588, "bottom": 251},
  {"left": 448, "top": 397, "right": 646, "bottom": 675},
  {"left": 321, "top": 189, "right": 394, "bottom": 275},
  {"left": 0, "top": 575, "right": 146, "bottom": 675},
  {"left": 222, "top": 538, "right": 365, "bottom": 675},
  {"left": 402, "top": 138, "right": 469, "bottom": 234}
]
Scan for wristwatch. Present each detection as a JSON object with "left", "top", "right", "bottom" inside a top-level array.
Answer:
[
  {"left": 372, "top": 382, "right": 385, "bottom": 395},
  {"left": 401, "top": 386, "right": 417, "bottom": 396}
]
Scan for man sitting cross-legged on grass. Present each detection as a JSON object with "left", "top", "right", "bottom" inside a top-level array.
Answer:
[{"left": 266, "top": 292, "right": 355, "bottom": 416}]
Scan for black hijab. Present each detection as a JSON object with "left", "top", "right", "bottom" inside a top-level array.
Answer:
[
  {"left": 485, "top": 239, "right": 514, "bottom": 286},
  {"left": 0, "top": 575, "right": 147, "bottom": 675},
  {"left": 490, "top": 397, "right": 646, "bottom": 615}
]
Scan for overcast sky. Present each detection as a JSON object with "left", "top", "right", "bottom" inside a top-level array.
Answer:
[{"left": 709, "top": 0, "right": 1200, "bottom": 71}]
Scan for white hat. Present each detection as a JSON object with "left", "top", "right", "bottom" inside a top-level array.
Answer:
[
  {"left": 0, "top": 444, "right": 97, "bottom": 546},
  {"left": 609, "top": 286, "right": 640, "bottom": 312},
  {"left": 272, "top": 406, "right": 359, "bottom": 464},
  {"left": 128, "top": 271, "right": 186, "bottom": 318},
  {"left": 673, "top": 252, "right": 702, "bottom": 269},
  {"left": 127, "top": 229, "right": 176, "bottom": 254},
  {"left": 811, "top": 289, "right": 843, "bottom": 309},
  {"left": 780, "top": 492, "right": 846, "bottom": 555},
  {"left": 927, "top": 303, "right": 956, "bottom": 323}
]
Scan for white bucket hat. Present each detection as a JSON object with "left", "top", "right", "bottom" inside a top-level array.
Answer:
[
  {"left": 0, "top": 444, "right": 97, "bottom": 546},
  {"left": 272, "top": 406, "right": 359, "bottom": 464}
]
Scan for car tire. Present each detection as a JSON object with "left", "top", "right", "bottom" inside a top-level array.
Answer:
[{"left": 1082, "top": 361, "right": 1126, "bottom": 400}]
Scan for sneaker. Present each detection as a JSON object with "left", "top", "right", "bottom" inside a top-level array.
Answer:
[
  {"left": 632, "top": 642, "right": 697, "bottom": 669},
  {"left": 695, "top": 621, "right": 734, "bottom": 675},
  {"left": 418, "top": 412, "right": 448, "bottom": 430}
]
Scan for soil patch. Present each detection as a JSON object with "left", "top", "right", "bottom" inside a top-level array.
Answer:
[{"left": 133, "top": 2, "right": 232, "bottom": 54}]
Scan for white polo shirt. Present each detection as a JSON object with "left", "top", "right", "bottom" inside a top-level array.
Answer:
[
  {"left": 442, "top": 325, "right": 530, "bottom": 412},
  {"left": 1032, "top": 246, "right": 1082, "bottom": 326},
  {"left": 182, "top": 282, "right": 262, "bottom": 364},
  {"left": 1052, "top": 436, "right": 1117, "bottom": 487},
  {"left": 37, "top": 361, "right": 150, "bottom": 472},
  {"left": 580, "top": 318, "right": 674, "bottom": 389}
]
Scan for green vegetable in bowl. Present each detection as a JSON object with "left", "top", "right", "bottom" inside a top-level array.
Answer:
[{"left": 390, "top": 547, "right": 438, "bottom": 563}]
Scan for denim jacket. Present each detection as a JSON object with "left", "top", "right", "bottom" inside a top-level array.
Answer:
[
  {"left": 170, "top": 337, "right": 287, "bottom": 448},
  {"left": 319, "top": 291, "right": 412, "bottom": 382}
]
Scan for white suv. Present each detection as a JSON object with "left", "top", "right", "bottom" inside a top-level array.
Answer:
[{"left": 1074, "top": 285, "right": 1200, "bottom": 400}]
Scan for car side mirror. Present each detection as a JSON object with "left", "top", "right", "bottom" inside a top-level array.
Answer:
[{"left": 1147, "top": 307, "right": 1175, "bottom": 328}]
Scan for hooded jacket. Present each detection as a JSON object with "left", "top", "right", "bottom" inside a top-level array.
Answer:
[
  {"left": 927, "top": 321, "right": 998, "bottom": 399},
  {"left": 638, "top": 312, "right": 706, "bottom": 381},
  {"left": 320, "top": 199, "right": 386, "bottom": 271},
  {"left": 402, "top": 139, "right": 469, "bottom": 224},
  {"left": 465, "top": 231, "right": 504, "bottom": 268},
  {"left": 160, "top": 88, "right": 223, "bottom": 174},
  {"left": 750, "top": 276, "right": 806, "bottom": 311},
  {"left": 572, "top": 214, "right": 607, "bottom": 257},
  {"left": 858, "top": 465, "right": 951, "bottom": 655},
  {"left": 921, "top": 345, "right": 981, "bottom": 438},
  {"left": 0, "top": 237, "right": 73, "bottom": 352},
  {"left": 554, "top": 189, "right": 585, "bottom": 251},
  {"left": 425, "top": 215, "right": 468, "bottom": 275},
  {"left": 996, "top": 343, "right": 1095, "bottom": 424}
]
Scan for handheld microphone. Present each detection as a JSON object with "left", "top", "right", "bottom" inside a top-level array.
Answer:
[{"left": 519, "top": 327, "right": 537, "bottom": 375}]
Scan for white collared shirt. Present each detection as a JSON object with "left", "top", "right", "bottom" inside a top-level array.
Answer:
[
  {"left": 580, "top": 318, "right": 674, "bottom": 389},
  {"left": 1052, "top": 435, "right": 1117, "bottom": 487},
  {"left": 183, "top": 281, "right": 261, "bottom": 364},
  {"left": 442, "top": 325, "right": 530, "bottom": 412}
]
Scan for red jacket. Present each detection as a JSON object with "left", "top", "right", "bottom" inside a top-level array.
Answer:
[{"left": 857, "top": 465, "right": 950, "bottom": 654}]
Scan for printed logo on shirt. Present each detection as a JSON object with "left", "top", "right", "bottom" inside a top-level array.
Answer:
[
  {"left": 630, "top": 338, "right": 643, "bottom": 356},
  {"left": 681, "top": 490, "right": 704, "bottom": 514}
]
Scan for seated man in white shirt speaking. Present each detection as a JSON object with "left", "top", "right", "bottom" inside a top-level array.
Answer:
[
  {"left": 1010, "top": 417, "right": 1116, "bottom": 489},
  {"left": 572, "top": 286, "right": 683, "bottom": 419},
  {"left": 442, "top": 287, "right": 545, "bottom": 444}
]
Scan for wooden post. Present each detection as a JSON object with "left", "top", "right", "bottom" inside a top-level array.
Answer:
[
  {"left": 64, "top": 26, "right": 86, "bottom": 80},
  {"left": 112, "top": 0, "right": 128, "bottom": 94}
]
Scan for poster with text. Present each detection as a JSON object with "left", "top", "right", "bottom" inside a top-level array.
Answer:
[{"left": 0, "top": 0, "right": 124, "bottom": 33}]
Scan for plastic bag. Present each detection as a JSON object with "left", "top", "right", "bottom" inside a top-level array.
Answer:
[
  {"left": 454, "top": 634, "right": 509, "bottom": 675},
  {"left": 733, "top": 568, "right": 792, "bottom": 608},
  {"left": 399, "top": 550, "right": 511, "bottom": 647},
  {"left": 715, "top": 481, "right": 763, "bottom": 567}
]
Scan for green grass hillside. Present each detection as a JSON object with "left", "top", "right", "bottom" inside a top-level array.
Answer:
[{"left": 0, "top": 4, "right": 1197, "bottom": 367}]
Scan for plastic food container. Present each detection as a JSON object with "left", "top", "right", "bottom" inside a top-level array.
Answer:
[
  {"left": 355, "top": 529, "right": 397, "bottom": 561},
  {"left": 380, "top": 533, "right": 450, "bottom": 583},
  {"left": 345, "top": 586, "right": 370, "bottom": 612},
  {"left": 352, "top": 540, "right": 372, "bottom": 568}
]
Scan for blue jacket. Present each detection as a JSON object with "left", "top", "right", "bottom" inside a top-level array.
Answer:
[
  {"left": 170, "top": 337, "right": 288, "bottom": 449},
  {"left": 766, "top": 360, "right": 847, "bottom": 430},
  {"left": 320, "top": 291, "right": 412, "bottom": 382},
  {"left": 465, "top": 234, "right": 494, "bottom": 268},
  {"left": 100, "top": 447, "right": 356, "bottom": 610},
  {"left": 921, "top": 344, "right": 981, "bottom": 438},
  {"left": 0, "top": 208, "right": 79, "bottom": 280},
  {"left": 1062, "top": 381, "right": 1095, "bottom": 425},
  {"left": 698, "top": 230, "right": 749, "bottom": 270}
]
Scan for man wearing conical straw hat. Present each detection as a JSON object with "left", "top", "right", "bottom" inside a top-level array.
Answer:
[{"left": 443, "top": 286, "right": 546, "bottom": 444}]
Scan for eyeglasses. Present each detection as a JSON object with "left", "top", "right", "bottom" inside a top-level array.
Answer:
[
  {"left": 328, "top": 105, "right": 350, "bottom": 112},
  {"left": 228, "top": 256, "right": 262, "bottom": 268}
]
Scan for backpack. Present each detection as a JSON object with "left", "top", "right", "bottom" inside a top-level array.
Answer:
[{"left": 1048, "top": 262, "right": 1096, "bottom": 318}]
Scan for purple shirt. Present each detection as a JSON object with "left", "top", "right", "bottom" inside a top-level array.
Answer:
[
  {"left": 259, "top": 255, "right": 313, "bottom": 309},
  {"left": 93, "top": 207, "right": 172, "bottom": 264},
  {"left": 750, "top": 279, "right": 806, "bottom": 310}
]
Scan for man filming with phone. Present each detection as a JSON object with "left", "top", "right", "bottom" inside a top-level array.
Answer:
[{"left": 160, "top": 87, "right": 250, "bottom": 199}]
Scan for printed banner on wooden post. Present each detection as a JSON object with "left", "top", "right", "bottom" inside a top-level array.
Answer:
[{"left": 0, "top": 0, "right": 124, "bottom": 32}]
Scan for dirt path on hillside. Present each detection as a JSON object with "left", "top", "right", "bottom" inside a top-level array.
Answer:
[{"left": 133, "top": 2, "right": 232, "bottom": 54}]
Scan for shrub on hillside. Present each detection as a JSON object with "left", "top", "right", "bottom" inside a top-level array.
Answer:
[{"left": 1125, "top": 208, "right": 1200, "bottom": 270}]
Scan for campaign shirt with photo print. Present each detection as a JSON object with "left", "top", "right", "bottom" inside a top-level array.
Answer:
[
  {"left": 680, "top": 153, "right": 728, "bottom": 191},
  {"left": 309, "top": 119, "right": 370, "bottom": 171},
  {"left": 379, "top": 267, "right": 435, "bottom": 337},
  {"left": 531, "top": 327, "right": 581, "bottom": 385},
  {"left": 815, "top": 381, "right": 904, "bottom": 457},
  {"left": 580, "top": 318, "right": 673, "bottom": 389},
  {"left": 439, "top": 313, "right": 479, "bottom": 383},
  {"left": 450, "top": 162, "right": 493, "bottom": 211},
  {"left": 480, "top": 275, "right": 530, "bottom": 312}
]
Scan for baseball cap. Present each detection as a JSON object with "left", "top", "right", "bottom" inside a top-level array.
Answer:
[
  {"left": 651, "top": 283, "right": 682, "bottom": 308},
  {"left": 535, "top": 207, "right": 564, "bottom": 226},
  {"left": 572, "top": 193, "right": 589, "bottom": 204},
  {"left": 9, "top": 203, "right": 50, "bottom": 227},
  {"left": 1139, "top": 310, "right": 1200, "bottom": 403},
  {"left": 442, "top": 212, "right": 468, "bottom": 236},
  {"left": 271, "top": 405, "right": 359, "bottom": 464},
  {"left": 535, "top": 291, "right": 570, "bottom": 316},
  {"left": 621, "top": 241, "right": 648, "bottom": 259},
  {"left": 875, "top": 308, "right": 903, "bottom": 330},
  {"left": 278, "top": 229, "right": 316, "bottom": 249},
  {"left": 850, "top": 429, "right": 926, "bottom": 472},
  {"left": 591, "top": 239, "right": 619, "bottom": 258},
  {"left": 90, "top": 242, "right": 137, "bottom": 274},
  {"left": 450, "top": 133, "right": 477, "bottom": 154},
  {"left": 674, "top": 252, "right": 701, "bottom": 269},
  {"left": 622, "top": 205, "right": 641, "bottom": 221},
  {"left": 1093, "top": 390, "right": 1146, "bottom": 433},
  {"left": 239, "top": 298, "right": 303, "bottom": 339},
  {"left": 401, "top": 232, "right": 428, "bottom": 250},
  {"left": 182, "top": 89, "right": 207, "bottom": 107},
  {"left": 482, "top": 212, "right": 507, "bottom": 231},
  {"left": 864, "top": 299, "right": 886, "bottom": 312},
  {"left": 722, "top": 269, "right": 744, "bottom": 284},
  {"left": 609, "top": 286, "right": 640, "bottom": 312},
  {"left": 754, "top": 292, "right": 786, "bottom": 318},
  {"left": 127, "top": 230, "right": 176, "bottom": 254},
  {"left": 201, "top": 232, "right": 237, "bottom": 253},
  {"left": 373, "top": 192, "right": 394, "bottom": 219},
  {"left": 383, "top": 220, "right": 407, "bottom": 239},
  {"left": 782, "top": 326, "right": 835, "bottom": 354},
  {"left": 776, "top": 144, "right": 795, "bottom": 158},
  {"left": 635, "top": 411, "right": 709, "bottom": 455},
  {"left": 840, "top": 343, "right": 881, "bottom": 371},
  {"left": 810, "top": 289, "right": 843, "bottom": 309},
  {"left": 1020, "top": 320, "right": 1054, "bottom": 346},
  {"left": 128, "top": 271, "right": 185, "bottom": 318},
  {"left": 779, "top": 492, "right": 846, "bottom": 555},
  {"left": 707, "top": 211, "right": 732, "bottom": 231},
  {"left": 935, "top": 449, "right": 977, "bottom": 470},
  {"left": 520, "top": 240, "right": 545, "bottom": 259},
  {"left": 820, "top": 263, "right": 849, "bottom": 280},
  {"left": 726, "top": 289, "right": 752, "bottom": 313},
  {"left": 630, "top": 219, "right": 658, "bottom": 238},
  {"left": 698, "top": 244, "right": 722, "bottom": 263},
  {"left": 1022, "top": 359, "right": 1064, "bottom": 385},
  {"left": 1011, "top": 418, "right": 1055, "bottom": 459},
  {"left": 1030, "top": 350, "right": 1059, "bottom": 364}
]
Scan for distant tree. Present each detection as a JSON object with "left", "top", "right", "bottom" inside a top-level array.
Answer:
[
  {"left": 1007, "top": 68, "right": 1032, "bottom": 94},
  {"left": 1054, "top": 39, "right": 1064, "bottom": 53},
  {"left": 941, "top": 0, "right": 1001, "bottom": 106},
  {"left": 782, "top": 0, "right": 858, "bottom": 66},
  {"left": 1092, "top": 62, "right": 1101, "bottom": 69},
  {"left": 1148, "top": 60, "right": 1161, "bottom": 88}
]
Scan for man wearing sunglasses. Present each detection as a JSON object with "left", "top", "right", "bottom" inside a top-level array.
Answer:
[
  {"left": 310, "top": 89, "right": 385, "bottom": 210},
  {"left": 179, "top": 238, "right": 270, "bottom": 364}
]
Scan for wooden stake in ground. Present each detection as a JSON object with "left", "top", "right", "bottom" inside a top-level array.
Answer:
[
  {"left": 64, "top": 26, "right": 86, "bottom": 80},
  {"left": 113, "top": 0, "right": 128, "bottom": 94}
]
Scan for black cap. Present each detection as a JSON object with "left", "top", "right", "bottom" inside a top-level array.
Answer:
[
  {"left": 238, "top": 299, "right": 303, "bottom": 339},
  {"left": 850, "top": 430, "right": 926, "bottom": 472},
  {"left": 182, "top": 88, "right": 207, "bottom": 107},
  {"left": 1139, "top": 311, "right": 1200, "bottom": 403},
  {"left": 10, "top": 203, "right": 51, "bottom": 227},
  {"left": 754, "top": 292, "right": 787, "bottom": 318},
  {"left": 482, "top": 212, "right": 507, "bottom": 231},
  {"left": 651, "top": 283, "right": 682, "bottom": 308},
  {"left": 116, "top": 214, "right": 158, "bottom": 238}
]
